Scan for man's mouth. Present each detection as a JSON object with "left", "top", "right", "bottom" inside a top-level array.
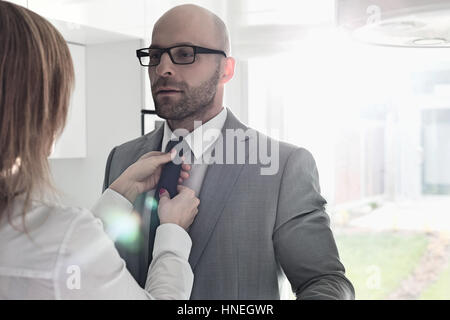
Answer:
[{"left": 156, "top": 88, "right": 182, "bottom": 96}]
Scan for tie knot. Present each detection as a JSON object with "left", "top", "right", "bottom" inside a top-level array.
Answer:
[{"left": 165, "top": 136, "right": 183, "bottom": 153}]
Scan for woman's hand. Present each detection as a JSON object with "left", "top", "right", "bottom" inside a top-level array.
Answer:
[
  {"left": 158, "top": 185, "right": 200, "bottom": 230},
  {"left": 110, "top": 150, "right": 191, "bottom": 203}
]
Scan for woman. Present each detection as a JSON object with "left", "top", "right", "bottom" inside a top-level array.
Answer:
[{"left": 0, "top": 1, "right": 199, "bottom": 299}]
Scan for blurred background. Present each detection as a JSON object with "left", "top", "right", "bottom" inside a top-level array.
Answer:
[{"left": 7, "top": 0, "right": 450, "bottom": 299}]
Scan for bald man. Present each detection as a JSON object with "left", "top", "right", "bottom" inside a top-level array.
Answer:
[{"left": 102, "top": 4, "right": 355, "bottom": 300}]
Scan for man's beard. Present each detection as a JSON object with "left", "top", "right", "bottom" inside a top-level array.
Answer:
[{"left": 152, "top": 68, "right": 220, "bottom": 121}]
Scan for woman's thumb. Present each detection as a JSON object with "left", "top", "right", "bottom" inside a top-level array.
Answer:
[
  {"left": 149, "top": 150, "right": 175, "bottom": 168},
  {"left": 158, "top": 188, "right": 170, "bottom": 204}
]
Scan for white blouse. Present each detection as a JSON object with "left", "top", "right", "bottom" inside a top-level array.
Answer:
[{"left": 0, "top": 189, "right": 193, "bottom": 300}]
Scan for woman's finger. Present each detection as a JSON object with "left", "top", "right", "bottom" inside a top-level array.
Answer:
[
  {"left": 138, "top": 151, "right": 165, "bottom": 160},
  {"left": 182, "top": 163, "right": 191, "bottom": 171},
  {"left": 177, "top": 184, "right": 192, "bottom": 194},
  {"left": 180, "top": 171, "right": 189, "bottom": 180},
  {"left": 158, "top": 188, "right": 171, "bottom": 205},
  {"left": 142, "top": 150, "right": 175, "bottom": 168}
]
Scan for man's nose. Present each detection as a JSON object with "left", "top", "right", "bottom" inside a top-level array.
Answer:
[{"left": 155, "top": 52, "right": 175, "bottom": 76}]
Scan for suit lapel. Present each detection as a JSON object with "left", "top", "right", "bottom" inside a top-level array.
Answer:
[
  {"left": 133, "top": 123, "right": 165, "bottom": 277},
  {"left": 188, "top": 109, "right": 251, "bottom": 270},
  {"left": 137, "top": 123, "right": 165, "bottom": 160},
  {"left": 188, "top": 162, "right": 244, "bottom": 270}
]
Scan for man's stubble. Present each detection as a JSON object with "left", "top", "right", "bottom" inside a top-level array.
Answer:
[{"left": 152, "top": 67, "right": 221, "bottom": 121}]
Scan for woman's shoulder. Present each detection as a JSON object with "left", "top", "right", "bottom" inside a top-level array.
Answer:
[
  {"left": 0, "top": 199, "right": 101, "bottom": 273},
  {"left": 37, "top": 200, "right": 99, "bottom": 228},
  {"left": 24, "top": 200, "right": 100, "bottom": 239}
]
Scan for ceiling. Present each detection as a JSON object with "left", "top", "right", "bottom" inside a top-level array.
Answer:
[{"left": 337, "top": 0, "right": 450, "bottom": 47}]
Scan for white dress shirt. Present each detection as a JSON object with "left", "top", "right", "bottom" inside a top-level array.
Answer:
[{"left": 0, "top": 189, "right": 193, "bottom": 300}]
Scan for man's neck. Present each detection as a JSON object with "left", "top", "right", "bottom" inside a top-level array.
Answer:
[{"left": 168, "top": 106, "right": 223, "bottom": 132}]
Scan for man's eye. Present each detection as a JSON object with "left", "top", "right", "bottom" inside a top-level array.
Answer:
[{"left": 177, "top": 51, "right": 193, "bottom": 57}]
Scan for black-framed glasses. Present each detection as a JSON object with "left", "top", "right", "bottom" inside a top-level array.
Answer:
[{"left": 136, "top": 45, "right": 227, "bottom": 67}]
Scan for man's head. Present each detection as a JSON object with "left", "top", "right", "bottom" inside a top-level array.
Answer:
[{"left": 148, "top": 4, "right": 235, "bottom": 125}]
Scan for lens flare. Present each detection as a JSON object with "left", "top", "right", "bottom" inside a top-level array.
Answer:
[
  {"left": 145, "top": 196, "right": 158, "bottom": 211},
  {"left": 102, "top": 208, "right": 141, "bottom": 250}
]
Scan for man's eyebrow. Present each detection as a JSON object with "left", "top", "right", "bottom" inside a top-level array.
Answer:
[{"left": 149, "top": 42, "right": 196, "bottom": 49}]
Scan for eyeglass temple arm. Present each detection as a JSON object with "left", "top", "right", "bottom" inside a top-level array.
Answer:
[
  {"left": 136, "top": 49, "right": 150, "bottom": 57},
  {"left": 195, "top": 47, "right": 227, "bottom": 57}
]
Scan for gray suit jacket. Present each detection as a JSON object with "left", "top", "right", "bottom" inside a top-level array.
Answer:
[{"left": 103, "top": 108, "right": 355, "bottom": 299}]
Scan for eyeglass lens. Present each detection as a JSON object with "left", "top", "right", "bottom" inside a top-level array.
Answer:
[{"left": 141, "top": 46, "right": 195, "bottom": 66}]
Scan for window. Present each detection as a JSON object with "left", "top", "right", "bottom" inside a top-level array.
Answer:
[{"left": 242, "top": 4, "right": 450, "bottom": 300}]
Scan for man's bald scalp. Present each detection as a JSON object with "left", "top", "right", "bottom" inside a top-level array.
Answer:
[
  {"left": 154, "top": 4, "right": 230, "bottom": 56},
  {"left": 212, "top": 11, "right": 230, "bottom": 56}
]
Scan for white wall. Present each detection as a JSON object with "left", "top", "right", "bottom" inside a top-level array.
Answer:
[
  {"left": 50, "top": 43, "right": 87, "bottom": 159},
  {"left": 49, "top": 39, "right": 143, "bottom": 209}
]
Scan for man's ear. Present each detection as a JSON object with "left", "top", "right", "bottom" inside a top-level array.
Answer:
[{"left": 220, "top": 57, "right": 235, "bottom": 84}]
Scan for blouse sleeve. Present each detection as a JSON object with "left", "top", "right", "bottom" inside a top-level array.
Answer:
[{"left": 54, "top": 189, "right": 193, "bottom": 300}]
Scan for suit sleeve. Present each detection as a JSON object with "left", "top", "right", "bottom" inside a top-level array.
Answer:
[
  {"left": 273, "top": 148, "right": 355, "bottom": 300},
  {"left": 103, "top": 147, "right": 117, "bottom": 192}
]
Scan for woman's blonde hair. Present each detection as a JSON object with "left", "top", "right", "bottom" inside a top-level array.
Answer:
[{"left": 0, "top": 1, "right": 74, "bottom": 224}]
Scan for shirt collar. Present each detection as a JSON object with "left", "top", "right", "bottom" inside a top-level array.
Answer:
[{"left": 162, "top": 107, "right": 227, "bottom": 159}]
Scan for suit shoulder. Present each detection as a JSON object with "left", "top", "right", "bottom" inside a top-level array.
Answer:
[
  {"left": 114, "top": 135, "right": 146, "bottom": 155},
  {"left": 246, "top": 126, "right": 311, "bottom": 158},
  {"left": 113, "top": 125, "right": 162, "bottom": 155}
]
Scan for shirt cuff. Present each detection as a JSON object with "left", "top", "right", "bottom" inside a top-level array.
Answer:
[
  {"left": 153, "top": 223, "right": 192, "bottom": 260},
  {"left": 91, "top": 188, "right": 133, "bottom": 219}
]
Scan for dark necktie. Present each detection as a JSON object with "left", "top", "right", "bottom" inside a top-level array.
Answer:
[{"left": 148, "top": 136, "right": 184, "bottom": 267}]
